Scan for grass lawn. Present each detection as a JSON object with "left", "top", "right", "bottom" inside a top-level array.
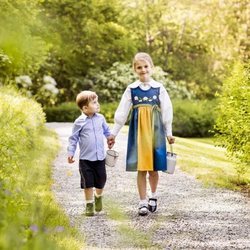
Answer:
[
  {"left": 0, "top": 128, "right": 83, "bottom": 250},
  {"left": 173, "top": 137, "right": 250, "bottom": 194},
  {"left": 117, "top": 125, "right": 249, "bottom": 194}
]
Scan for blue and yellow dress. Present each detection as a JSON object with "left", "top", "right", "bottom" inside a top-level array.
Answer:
[{"left": 126, "top": 86, "right": 167, "bottom": 172}]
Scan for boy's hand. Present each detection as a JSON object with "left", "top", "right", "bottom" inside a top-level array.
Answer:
[
  {"left": 107, "top": 135, "right": 115, "bottom": 149},
  {"left": 167, "top": 136, "right": 175, "bottom": 144},
  {"left": 68, "top": 156, "right": 75, "bottom": 163}
]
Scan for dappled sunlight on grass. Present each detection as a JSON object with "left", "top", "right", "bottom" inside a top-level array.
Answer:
[
  {"left": 174, "top": 137, "right": 250, "bottom": 191},
  {"left": 116, "top": 126, "right": 249, "bottom": 191}
]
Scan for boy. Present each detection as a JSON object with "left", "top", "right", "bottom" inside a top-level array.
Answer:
[{"left": 67, "top": 90, "right": 115, "bottom": 216}]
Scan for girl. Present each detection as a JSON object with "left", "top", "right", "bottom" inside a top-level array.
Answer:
[{"left": 111, "top": 52, "right": 175, "bottom": 216}]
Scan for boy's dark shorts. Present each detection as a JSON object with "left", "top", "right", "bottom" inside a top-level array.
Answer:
[{"left": 79, "top": 159, "right": 106, "bottom": 189}]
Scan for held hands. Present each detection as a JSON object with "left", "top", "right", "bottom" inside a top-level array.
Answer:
[
  {"left": 107, "top": 135, "right": 115, "bottom": 149},
  {"left": 68, "top": 156, "right": 75, "bottom": 164},
  {"left": 167, "top": 136, "right": 175, "bottom": 144}
]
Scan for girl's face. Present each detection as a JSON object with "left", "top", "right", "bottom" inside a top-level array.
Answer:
[
  {"left": 134, "top": 59, "right": 153, "bottom": 82},
  {"left": 83, "top": 98, "right": 100, "bottom": 116}
]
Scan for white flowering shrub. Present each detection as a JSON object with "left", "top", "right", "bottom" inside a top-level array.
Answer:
[
  {"left": 43, "top": 75, "right": 57, "bottom": 86},
  {"left": 91, "top": 62, "right": 136, "bottom": 102},
  {"left": 15, "top": 75, "right": 32, "bottom": 88},
  {"left": 0, "top": 51, "right": 12, "bottom": 79},
  {"left": 0, "top": 52, "right": 11, "bottom": 68},
  {"left": 91, "top": 62, "right": 193, "bottom": 102},
  {"left": 35, "top": 75, "right": 59, "bottom": 107},
  {"left": 153, "top": 66, "right": 194, "bottom": 99},
  {"left": 13, "top": 74, "right": 60, "bottom": 107}
]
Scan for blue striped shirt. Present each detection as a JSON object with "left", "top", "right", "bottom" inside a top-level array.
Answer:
[{"left": 67, "top": 113, "right": 111, "bottom": 161}]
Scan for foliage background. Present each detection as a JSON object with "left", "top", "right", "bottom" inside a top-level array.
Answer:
[
  {"left": 0, "top": 0, "right": 249, "bottom": 173},
  {"left": 0, "top": 2, "right": 249, "bottom": 248},
  {"left": 214, "top": 62, "right": 250, "bottom": 176},
  {"left": 0, "top": 86, "right": 82, "bottom": 249},
  {"left": 1, "top": 0, "right": 249, "bottom": 103}
]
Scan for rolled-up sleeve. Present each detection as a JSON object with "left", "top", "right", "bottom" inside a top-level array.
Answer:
[{"left": 159, "top": 86, "right": 173, "bottom": 136}]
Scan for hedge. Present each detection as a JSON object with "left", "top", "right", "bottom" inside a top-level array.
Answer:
[
  {"left": 0, "top": 86, "right": 45, "bottom": 175},
  {"left": 44, "top": 99, "right": 217, "bottom": 137}
]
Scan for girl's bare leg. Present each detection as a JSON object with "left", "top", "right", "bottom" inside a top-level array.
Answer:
[
  {"left": 137, "top": 171, "right": 147, "bottom": 200},
  {"left": 148, "top": 171, "right": 159, "bottom": 194},
  {"left": 148, "top": 171, "right": 158, "bottom": 212}
]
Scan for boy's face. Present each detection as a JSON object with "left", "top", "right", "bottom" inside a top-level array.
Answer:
[
  {"left": 83, "top": 98, "right": 100, "bottom": 116},
  {"left": 134, "top": 59, "right": 153, "bottom": 82}
]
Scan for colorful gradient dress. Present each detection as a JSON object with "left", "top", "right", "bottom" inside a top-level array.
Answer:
[{"left": 126, "top": 86, "right": 167, "bottom": 172}]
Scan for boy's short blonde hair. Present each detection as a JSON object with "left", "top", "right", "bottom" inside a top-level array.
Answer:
[
  {"left": 132, "top": 52, "right": 154, "bottom": 70},
  {"left": 76, "top": 91, "right": 98, "bottom": 109}
]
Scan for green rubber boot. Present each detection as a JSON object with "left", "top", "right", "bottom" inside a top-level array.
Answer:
[
  {"left": 95, "top": 195, "right": 102, "bottom": 212},
  {"left": 85, "top": 202, "right": 94, "bottom": 216}
]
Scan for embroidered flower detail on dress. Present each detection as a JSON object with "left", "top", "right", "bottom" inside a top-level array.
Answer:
[{"left": 134, "top": 95, "right": 158, "bottom": 103}]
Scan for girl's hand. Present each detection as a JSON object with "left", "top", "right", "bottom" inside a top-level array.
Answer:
[
  {"left": 167, "top": 136, "right": 175, "bottom": 144},
  {"left": 68, "top": 156, "right": 75, "bottom": 163}
]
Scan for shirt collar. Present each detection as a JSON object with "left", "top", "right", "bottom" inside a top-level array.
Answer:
[
  {"left": 81, "top": 112, "right": 97, "bottom": 119},
  {"left": 130, "top": 79, "right": 160, "bottom": 88}
]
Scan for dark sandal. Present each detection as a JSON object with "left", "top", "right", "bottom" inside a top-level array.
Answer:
[
  {"left": 148, "top": 198, "right": 157, "bottom": 213},
  {"left": 138, "top": 205, "right": 148, "bottom": 216}
]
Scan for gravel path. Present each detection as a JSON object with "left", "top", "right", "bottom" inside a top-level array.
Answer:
[{"left": 47, "top": 122, "right": 250, "bottom": 250}]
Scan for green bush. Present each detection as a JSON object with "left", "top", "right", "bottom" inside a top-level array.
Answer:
[
  {"left": 214, "top": 61, "right": 250, "bottom": 177},
  {"left": 173, "top": 99, "right": 217, "bottom": 137},
  {"left": 0, "top": 86, "right": 45, "bottom": 176},
  {"left": 99, "top": 102, "right": 119, "bottom": 123},
  {"left": 44, "top": 102, "right": 81, "bottom": 122},
  {"left": 45, "top": 102, "right": 118, "bottom": 123},
  {"left": 0, "top": 87, "right": 82, "bottom": 249},
  {"left": 45, "top": 100, "right": 216, "bottom": 137},
  {"left": 0, "top": 87, "right": 49, "bottom": 248}
]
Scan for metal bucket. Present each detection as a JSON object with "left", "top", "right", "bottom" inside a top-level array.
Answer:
[
  {"left": 165, "top": 151, "right": 177, "bottom": 174},
  {"left": 163, "top": 145, "right": 177, "bottom": 174},
  {"left": 105, "top": 149, "right": 119, "bottom": 167}
]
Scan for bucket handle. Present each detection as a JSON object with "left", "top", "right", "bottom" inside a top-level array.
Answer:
[{"left": 169, "top": 144, "right": 174, "bottom": 156}]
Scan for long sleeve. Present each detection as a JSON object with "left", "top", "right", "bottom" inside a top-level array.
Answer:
[
  {"left": 67, "top": 117, "right": 84, "bottom": 157},
  {"left": 102, "top": 116, "right": 111, "bottom": 138},
  {"left": 159, "top": 85, "right": 173, "bottom": 136},
  {"left": 111, "top": 87, "right": 132, "bottom": 136},
  {"left": 68, "top": 114, "right": 109, "bottom": 161}
]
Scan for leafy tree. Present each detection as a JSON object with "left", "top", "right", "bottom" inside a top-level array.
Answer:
[
  {"left": 120, "top": 0, "right": 250, "bottom": 99},
  {"left": 215, "top": 61, "right": 250, "bottom": 178},
  {"left": 1, "top": 0, "right": 249, "bottom": 105},
  {"left": 40, "top": 0, "right": 137, "bottom": 102},
  {"left": 0, "top": 0, "right": 60, "bottom": 107},
  {"left": 0, "top": 0, "right": 50, "bottom": 79}
]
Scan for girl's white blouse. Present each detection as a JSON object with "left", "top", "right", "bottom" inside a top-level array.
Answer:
[{"left": 111, "top": 79, "right": 173, "bottom": 137}]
